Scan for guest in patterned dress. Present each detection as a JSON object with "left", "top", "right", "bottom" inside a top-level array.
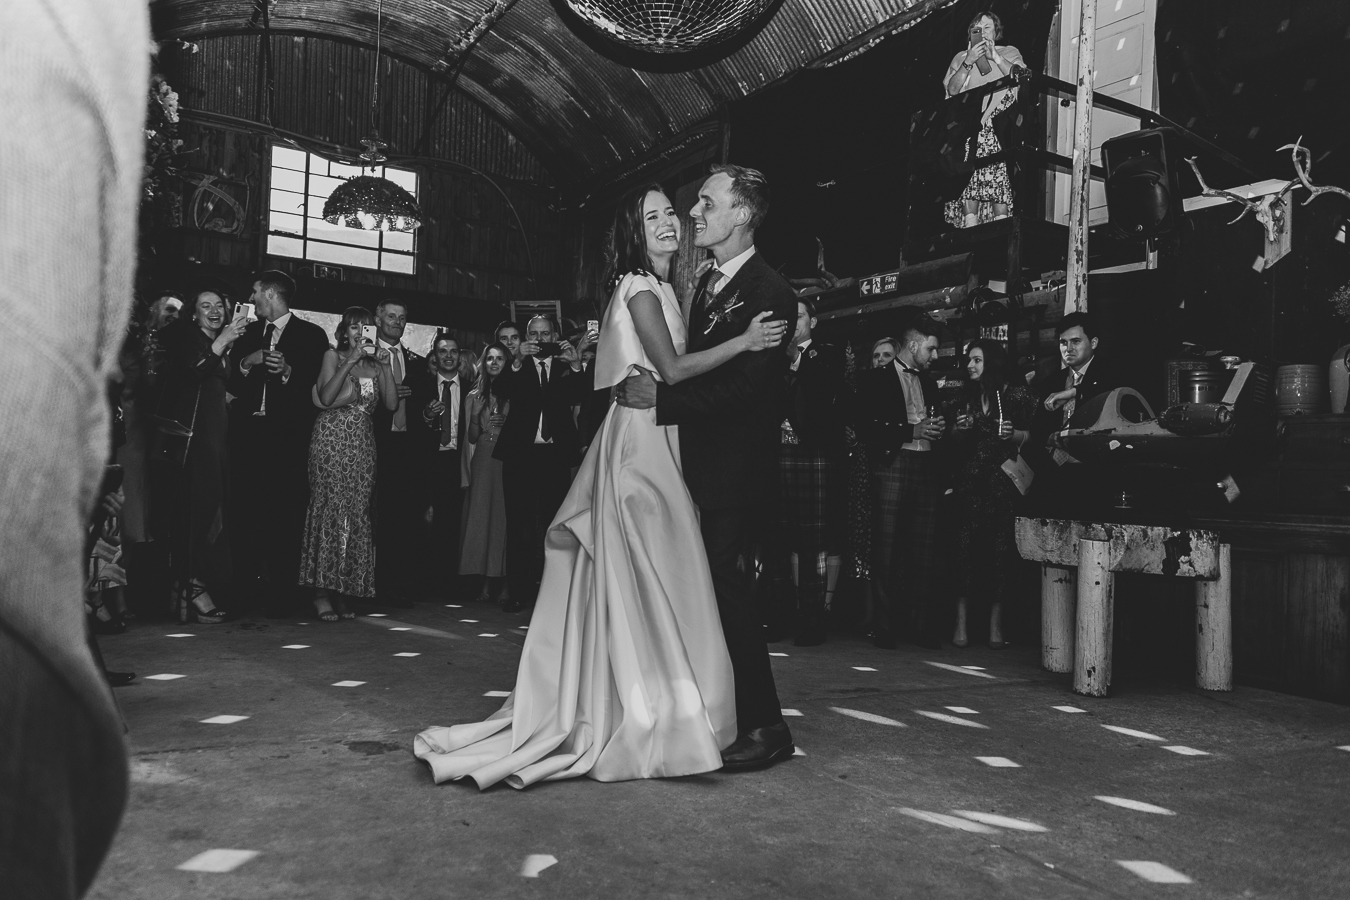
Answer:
[
  {"left": 459, "top": 342, "right": 510, "bottom": 604},
  {"left": 942, "top": 12, "right": 1026, "bottom": 229},
  {"left": 299, "top": 308, "right": 399, "bottom": 621},
  {"left": 948, "top": 340, "right": 1036, "bottom": 648}
]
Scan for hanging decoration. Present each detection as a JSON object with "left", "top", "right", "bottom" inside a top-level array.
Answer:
[
  {"left": 322, "top": 0, "right": 423, "bottom": 232},
  {"left": 564, "top": 0, "right": 778, "bottom": 54}
]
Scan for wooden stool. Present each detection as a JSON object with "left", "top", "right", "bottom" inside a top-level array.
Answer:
[{"left": 1016, "top": 518, "right": 1232, "bottom": 697}]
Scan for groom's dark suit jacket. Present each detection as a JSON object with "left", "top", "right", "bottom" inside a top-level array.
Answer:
[{"left": 655, "top": 251, "right": 797, "bottom": 510}]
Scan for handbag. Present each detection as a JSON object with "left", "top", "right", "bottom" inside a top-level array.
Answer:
[{"left": 1000, "top": 453, "right": 1035, "bottom": 495}]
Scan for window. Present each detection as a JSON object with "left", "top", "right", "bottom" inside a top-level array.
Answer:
[{"left": 266, "top": 145, "right": 417, "bottom": 274}]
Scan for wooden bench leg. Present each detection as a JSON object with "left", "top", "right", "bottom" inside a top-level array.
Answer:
[
  {"left": 1073, "top": 539, "right": 1114, "bottom": 697},
  {"left": 1041, "top": 564, "right": 1076, "bottom": 673},
  {"left": 1195, "top": 543, "right": 1233, "bottom": 691}
]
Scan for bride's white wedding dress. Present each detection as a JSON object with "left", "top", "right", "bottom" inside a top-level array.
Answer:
[{"left": 414, "top": 272, "right": 736, "bottom": 789}]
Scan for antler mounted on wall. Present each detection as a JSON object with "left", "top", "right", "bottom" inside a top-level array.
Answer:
[{"left": 1186, "top": 140, "right": 1349, "bottom": 271}]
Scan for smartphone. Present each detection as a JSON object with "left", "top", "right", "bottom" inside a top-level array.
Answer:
[
  {"left": 234, "top": 301, "right": 256, "bottom": 322},
  {"left": 361, "top": 324, "right": 378, "bottom": 347},
  {"left": 536, "top": 341, "right": 562, "bottom": 358},
  {"left": 586, "top": 319, "right": 600, "bottom": 336},
  {"left": 971, "top": 27, "right": 992, "bottom": 75}
]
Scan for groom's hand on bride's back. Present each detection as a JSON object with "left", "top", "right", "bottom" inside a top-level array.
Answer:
[{"left": 615, "top": 367, "right": 657, "bottom": 409}]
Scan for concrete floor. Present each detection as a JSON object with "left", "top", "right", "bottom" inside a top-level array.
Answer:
[{"left": 89, "top": 599, "right": 1350, "bottom": 899}]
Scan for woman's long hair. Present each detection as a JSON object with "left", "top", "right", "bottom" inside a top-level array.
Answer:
[
  {"left": 474, "top": 341, "right": 509, "bottom": 399},
  {"left": 335, "top": 306, "right": 374, "bottom": 352},
  {"left": 965, "top": 338, "right": 1010, "bottom": 406},
  {"left": 604, "top": 182, "right": 673, "bottom": 294}
]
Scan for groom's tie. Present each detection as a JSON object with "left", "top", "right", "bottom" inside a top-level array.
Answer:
[{"left": 699, "top": 267, "right": 724, "bottom": 307}]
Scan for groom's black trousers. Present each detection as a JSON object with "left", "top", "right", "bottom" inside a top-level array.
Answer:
[{"left": 699, "top": 503, "right": 784, "bottom": 733}]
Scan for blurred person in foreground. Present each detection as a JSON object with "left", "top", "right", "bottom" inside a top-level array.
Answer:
[{"left": 0, "top": 0, "right": 149, "bottom": 894}]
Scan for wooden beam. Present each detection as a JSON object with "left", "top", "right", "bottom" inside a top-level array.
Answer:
[
  {"left": 1064, "top": 0, "right": 1096, "bottom": 314},
  {"left": 1015, "top": 518, "right": 1221, "bottom": 579}
]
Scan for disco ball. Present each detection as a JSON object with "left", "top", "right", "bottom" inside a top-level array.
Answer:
[{"left": 564, "top": 0, "right": 777, "bottom": 54}]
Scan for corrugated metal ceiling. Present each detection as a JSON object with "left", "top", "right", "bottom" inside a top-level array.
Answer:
[{"left": 152, "top": 0, "right": 959, "bottom": 187}]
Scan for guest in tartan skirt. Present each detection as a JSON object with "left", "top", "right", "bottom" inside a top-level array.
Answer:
[
  {"left": 857, "top": 318, "right": 949, "bottom": 650},
  {"left": 762, "top": 300, "right": 849, "bottom": 646}
]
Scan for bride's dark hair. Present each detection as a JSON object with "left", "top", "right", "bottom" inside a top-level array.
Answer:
[{"left": 604, "top": 182, "right": 676, "bottom": 294}]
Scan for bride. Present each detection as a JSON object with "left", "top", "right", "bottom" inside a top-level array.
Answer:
[{"left": 414, "top": 184, "right": 786, "bottom": 789}]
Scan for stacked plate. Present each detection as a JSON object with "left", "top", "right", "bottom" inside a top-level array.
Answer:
[{"left": 1275, "top": 364, "right": 1327, "bottom": 416}]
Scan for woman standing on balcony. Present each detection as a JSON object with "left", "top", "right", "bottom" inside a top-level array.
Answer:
[{"left": 943, "top": 11, "right": 1026, "bottom": 229}]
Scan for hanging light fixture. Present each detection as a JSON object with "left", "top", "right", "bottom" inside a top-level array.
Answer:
[{"left": 322, "top": 0, "right": 423, "bottom": 232}]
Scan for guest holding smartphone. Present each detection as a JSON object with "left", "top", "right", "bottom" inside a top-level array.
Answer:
[{"left": 298, "top": 308, "right": 398, "bottom": 620}]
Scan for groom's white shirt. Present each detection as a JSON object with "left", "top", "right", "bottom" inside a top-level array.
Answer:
[{"left": 709, "top": 245, "right": 756, "bottom": 295}]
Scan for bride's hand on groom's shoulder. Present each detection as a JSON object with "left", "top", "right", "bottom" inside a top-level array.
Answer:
[{"left": 615, "top": 367, "right": 657, "bottom": 409}]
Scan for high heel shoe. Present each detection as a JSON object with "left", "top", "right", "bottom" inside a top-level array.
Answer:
[{"left": 180, "top": 581, "right": 228, "bottom": 624}]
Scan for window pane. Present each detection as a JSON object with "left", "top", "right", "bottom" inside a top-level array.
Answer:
[
  {"left": 383, "top": 230, "right": 414, "bottom": 252},
  {"left": 269, "top": 188, "right": 305, "bottom": 216},
  {"left": 270, "top": 167, "right": 306, "bottom": 194},
  {"left": 269, "top": 211, "right": 305, "bottom": 236},
  {"left": 267, "top": 234, "right": 304, "bottom": 259},
  {"left": 330, "top": 161, "right": 367, "bottom": 180},
  {"left": 383, "top": 168, "right": 418, "bottom": 193},
  {"left": 272, "top": 145, "right": 308, "bottom": 172},
  {"left": 309, "top": 217, "right": 382, "bottom": 248},
  {"left": 307, "top": 241, "right": 379, "bottom": 268},
  {"left": 307, "top": 174, "right": 346, "bottom": 200},
  {"left": 381, "top": 253, "right": 415, "bottom": 274}
]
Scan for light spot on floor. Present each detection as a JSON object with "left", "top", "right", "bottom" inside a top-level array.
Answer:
[
  {"left": 1095, "top": 796, "right": 1176, "bottom": 815},
  {"left": 364, "top": 613, "right": 387, "bottom": 618},
  {"left": 460, "top": 619, "right": 480, "bottom": 623},
  {"left": 792, "top": 747, "right": 807, "bottom": 757},
  {"left": 975, "top": 756, "right": 1020, "bottom": 767},
  {"left": 781, "top": 709, "right": 803, "bottom": 717},
  {"left": 898, "top": 808, "right": 998, "bottom": 833},
  {"left": 1162, "top": 745, "right": 1210, "bottom": 756},
  {"left": 916, "top": 710, "right": 989, "bottom": 729},
  {"left": 945, "top": 706, "right": 978, "bottom": 714},
  {"left": 200, "top": 715, "right": 249, "bottom": 724},
  {"left": 1101, "top": 724, "right": 1165, "bottom": 741},
  {"left": 852, "top": 666, "right": 877, "bottom": 672},
  {"left": 389, "top": 627, "right": 411, "bottom": 632},
  {"left": 1116, "top": 860, "right": 1192, "bottom": 883},
  {"left": 176, "top": 849, "right": 260, "bottom": 873},
  {"left": 144, "top": 673, "right": 185, "bottom": 680},
  {"left": 394, "top": 652, "right": 420, "bottom": 657},
  {"left": 165, "top": 633, "right": 195, "bottom": 638},
  {"left": 484, "top": 691, "right": 511, "bottom": 698},
  {"left": 281, "top": 645, "right": 309, "bottom": 650},
  {"left": 830, "top": 707, "right": 905, "bottom": 727},
  {"left": 925, "top": 661, "right": 995, "bottom": 679},
  {"left": 520, "top": 854, "right": 558, "bottom": 877},
  {"left": 332, "top": 681, "right": 366, "bottom": 688},
  {"left": 950, "top": 811, "right": 1047, "bottom": 832},
  {"left": 769, "top": 652, "right": 789, "bottom": 657},
  {"left": 1053, "top": 705, "right": 1085, "bottom": 713},
  {"left": 479, "top": 633, "right": 499, "bottom": 638}
]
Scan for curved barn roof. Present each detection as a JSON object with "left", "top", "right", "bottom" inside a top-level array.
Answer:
[{"left": 152, "top": 0, "right": 957, "bottom": 186}]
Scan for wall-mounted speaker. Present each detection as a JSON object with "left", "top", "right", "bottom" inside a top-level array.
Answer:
[{"left": 1103, "top": 127, "right": 1186, "bottom": 238}]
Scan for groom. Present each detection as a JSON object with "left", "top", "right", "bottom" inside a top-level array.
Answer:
[{"left": 616, "top": 164, "right": 796, "bottom": 771}]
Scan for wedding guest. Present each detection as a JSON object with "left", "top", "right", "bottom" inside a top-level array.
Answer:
[
  {"left": 495, "top": 320, "right": 522, "bottom": 359},
  {"left": 763, "top": 299, "right": 848, "bottom": 645},
  {"left": 842, "top": 337, "right": 899, "bottom": 610},
  {"left": 459, "top": 342, "right": 511, "bottom": 603},
  {"left": 420, "top": 333, "right": 470, "bottom": 592},
  {"left": 942, "top": 11, "right": 1026, "bottom": 228},
  {"left": 871, "top": 336, "right": 899, "bottom": 368},
  {"left": 949, "top": 340, "right": 1035, "bottom": 648},
  {"left": 299, "top": 308, "right": 398, "bottom": 620},
  {"left": 228, "top": 271, "right": 330, "bottom": 617},
  {"left": 158, "top": 290, "right": 248, "bottom": 622},
  {"left": 859, "top": 318, "right": 948, "bottom": 649},
  {"left": 491, "top": 315, "right": 593, "bottom": 611},
  {"left": 1, "top": 2, "right": 146, "bottom": 891},
  {"left": 369, "top": 300, "right": 433, "bottom": 607}
]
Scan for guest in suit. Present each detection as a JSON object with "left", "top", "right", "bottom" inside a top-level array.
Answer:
[
  {"left": 859, "top": 317, "right": 949, "bottom": 649},
  {"left": 494, "top": 320, "right": 522, "bottom": 360},
  {"left": 616, "top": 163, "right": 798, "bottom": 769},
  {"left": 227, "top": 270, "right": 331, "bottom": 616},
  {"left": 460, "top": 342, "right": 511, "bottom": 603},
  {"left": 491, "top": 315, "right": 594, "bottom": 611},
  {"left": 763, "top": 299, "right": 849, "bottom": 646},
  {"left": 419, "top": 332, "right": 471, "bottom": 595},
  {"left": 157, "top": 291, "right": 248, "bottom": 622},
  {"left": 368, "top": 299, "right": 432, "bottom": 607},
  {"left": 1033, "top": 312, "right": 1116, "bottom": 436}
]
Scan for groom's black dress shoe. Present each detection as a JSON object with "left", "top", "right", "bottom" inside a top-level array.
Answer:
[{"left": 720, "top": 723, "right": 794, "bottom": 772}]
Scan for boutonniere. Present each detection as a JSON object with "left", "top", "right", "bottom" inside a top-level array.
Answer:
[
  {"left": 807, "top": 348, "right": 818, "bottom": 360},
  {"left": 703, "top": 290, "right": 743, "bottom": 334}
]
